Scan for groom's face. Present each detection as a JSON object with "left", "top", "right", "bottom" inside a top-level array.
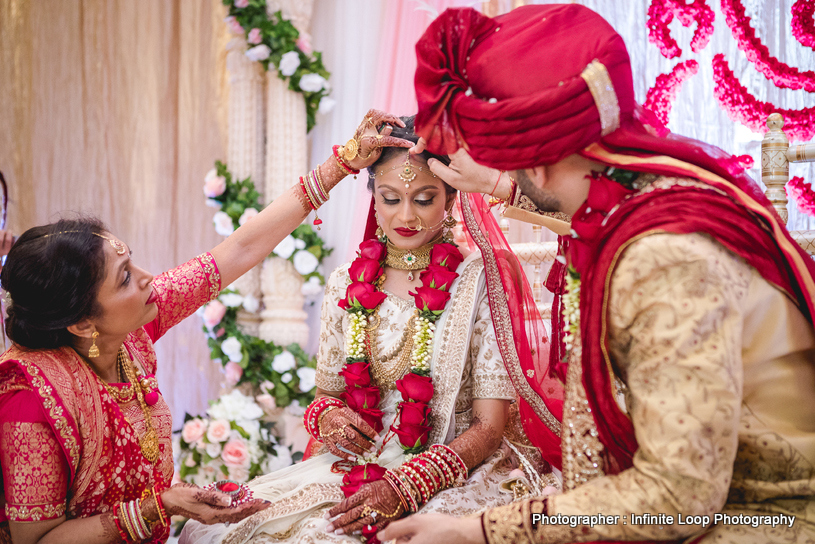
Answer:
[{"left": 514, "top": 168, "right": 562, "bottom": 213}]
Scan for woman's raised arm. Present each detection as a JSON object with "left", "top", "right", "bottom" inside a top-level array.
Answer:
[{"left": 211, "top": 110, "right": 410, "bottom": 287}]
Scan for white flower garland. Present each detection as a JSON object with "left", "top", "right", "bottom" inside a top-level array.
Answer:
[
  {"left": 410, "top": 316, "right": 435, "bottom": 372},
  {"left": 561, "top": 267, "right": 581, "bottom": 357},
  {"left": 346, "top": 312, "right": 368, "bottom": 360}
]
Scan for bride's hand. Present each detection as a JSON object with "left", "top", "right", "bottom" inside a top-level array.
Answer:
[
  {"left": 339, "top": 109, "right": 413, "bottom": 172},
  {"left": 319, "top": 406, "right": 377, "bottom": 460},
  {"left": 325, "top": 479, "right": 405, "bottom": 536},
  {"left": 159, "top": 483, "right": 269, "bottom": 525}
]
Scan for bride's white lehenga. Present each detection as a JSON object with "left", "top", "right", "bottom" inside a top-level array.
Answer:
[{"left": 181, "top": 253, "right": 524, "bottom": 544}]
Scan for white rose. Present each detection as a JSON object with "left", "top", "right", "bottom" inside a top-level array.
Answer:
[
  {"left": 281, "top": 372, "right": 292, "bottom": 384},
  {"left": 206, "top": 198, "right": 223, "bottom": 209},
  {"left": 242, "top": 294, "right": 260, "bottom": 313},
  {"left": 260, "top": 380, "right": 274, "bottom": 394},
  {"left": 208, "top": 389, "right": 263, "bottom": 421},
  {"left": 206, "top": 418, "right": 232, "bottom": 443},
  {"left": 278, "top": 51, "right": 301, "bottom": 77},
  {"left": 301, "top": 276, "right": 323, "bottom": 297},
  {"left": 293, "top": 250, "right": 319, "bottom": 275},
  {"left": 218, "top": 293, "right": 244, "bottom": 308},
  {"left": 213, "top": 211, "right": 234, "bottom": 236},
  {"left": 221, "top": 336, "right": 243, "bottom": 363},
  {"left": 205, "top": 441, "right": 222, "bottom": 458},
  {"left": 294, "top": 238, "right": 306, "bottom": 249},
  {"left": 318, "top": 96, "right": 336, "bottom": 114},
  {"left": 273, "top": 235, "right": 296, "bottom": 259},
  {"left": 263, "top": 444, "right": 293, "bottom": 472},
  {"left": 298, "top": 73, "right": 327, "bottom": 93},
  {"left": 272, "top": 350, "right": 296, "bottom": 373},
  {"left": 286, "top": 400, "right": 306, "bottom": 416},
  {"left": 228, "top": 465, "right": 249, "bottom": 483},
  {"left": 238, "top": 207, "right": 259, "bottom": 226},
  {"left": 245, "top": 44, "right": 271, "bottom": 62},
  {"left": 297, "top": 367, "right": 316, "bottom": 393}
]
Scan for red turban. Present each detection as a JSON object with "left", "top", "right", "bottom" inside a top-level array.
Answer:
[{"left": 414, "top": 4, "right": 636, "bottom": 170}]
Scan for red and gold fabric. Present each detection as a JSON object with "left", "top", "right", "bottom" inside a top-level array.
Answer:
[{"left": 0, "top": 253, "right": 220, "bottom": 543}]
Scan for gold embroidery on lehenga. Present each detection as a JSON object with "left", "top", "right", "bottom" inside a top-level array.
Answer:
[{"left": 460, "top": 194, "right": 561, "bottom": 436}]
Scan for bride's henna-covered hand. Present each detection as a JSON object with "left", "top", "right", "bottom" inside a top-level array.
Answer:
[
  {"left": 319, "top": 406, "right": 377, "bottom": 460},
  {"left": 325, "top": 479, "right": 405, "bottom": 535},
  {"left": 161, "top": 483, "right": 270, "bottom": 525}
]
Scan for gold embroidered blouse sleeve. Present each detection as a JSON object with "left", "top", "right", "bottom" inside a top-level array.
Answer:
[
  {"left": 470, "top": 283, "right": 515, "bottom": 400},
  {"left": 316, "top": 265, "right": 351, "bottom": 392},
  {"left": 483, "top": 233, "right": 749, "bottom": 543}
]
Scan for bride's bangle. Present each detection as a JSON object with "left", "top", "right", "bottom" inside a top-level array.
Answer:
[
  {"left": 332, "top": 145, "right": 360, "bottom": 176},
  {"left": 304, "top": 396, "right": 345, "bottom": 441}
]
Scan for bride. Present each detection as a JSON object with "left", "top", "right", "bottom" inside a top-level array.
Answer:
[{"left": 182, "top": 117, "right": 527, "bottom": 544}]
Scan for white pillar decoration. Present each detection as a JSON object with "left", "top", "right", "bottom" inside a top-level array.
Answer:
[
  {"left": 227, "top": 36, "right": 266, "bottom": 335},
  {"left": 259, "top": 0, "right": 315, "bottom": 346}
]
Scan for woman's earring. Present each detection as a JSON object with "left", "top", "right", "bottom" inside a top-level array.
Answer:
[
  {"left": 88, "top": 331, "right": 100, "bottom": 358},
  {"left": 443, "top": 211, "right": 457, "bottom": 243},
  {"left": 375, "top": 214, "right": 384, "bottom": 239}
]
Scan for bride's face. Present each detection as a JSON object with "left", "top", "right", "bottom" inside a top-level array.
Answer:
[{"left": 373, "top": 154, "right": 455, "bottom": 250}]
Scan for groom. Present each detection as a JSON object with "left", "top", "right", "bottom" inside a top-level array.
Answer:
[{"left": 381, "top": 4, "right": 815, "bottom": 544}]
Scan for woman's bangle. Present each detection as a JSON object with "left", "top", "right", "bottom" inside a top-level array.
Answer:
[
  {"left": 332, "top": 145, "right": 360, "bottom": 176},
  {"left": 304, "top": 396, "right": 346, "bottom": 441},
  {"left": 112, "top": 505, "right": 132, "bottom": 543}
]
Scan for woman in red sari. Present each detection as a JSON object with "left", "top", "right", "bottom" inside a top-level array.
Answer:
[{"left": 0, "top": 111, "right": 410, "bottom": 544}]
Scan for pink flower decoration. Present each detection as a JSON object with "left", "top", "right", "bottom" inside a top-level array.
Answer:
[
  {"left": 225, "top": 361, "right": 243, "bottom": 386},
  {"left": 792, "top": 0, "right": 815, "bottom": 50},
  {"left": 181, "top": 418, "right": 207, "bottom": 444},
  {"left": 721, "top": 0, "right": 815, "bottom": 92},
  {"left": 206, "top": 419, "right": 232, "bottom": 443},
  {"left": 222, "top": 438, "right": 251, "bottom": 468},
  {"left": 247, "top": 28, "right": 262, "bottom": 45},
  {"left": 644, "top": 60, "right": 699, "bottom": 125},
  {"left": 787, "top": 176, "right": 815, "bottom": 217},
  {"left": 646, "top": 0, "right": 714, "bottom": 59},
  {"left": 234, "top": 0, "right": 249, "bottom": 8},
  {"left": 202, "top": 300, "right": 228, "bottom": 329},
  {"left": 711, "top": 54, "right": 815, "bottom": 142},
  {"left": 296, "top": 33, "right": 313, "bottom": 55},
  {"left": 225, "top": 16, "right": 244, "bottom": 36}
]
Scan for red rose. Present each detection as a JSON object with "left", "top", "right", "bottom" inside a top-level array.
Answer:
[
  {"left": 340, "top": 463, "right": 387, "bottom": 497},
  {"left": 358, "top": 239, "right": 386, "bottom": 261},
  {"left": 419, "top": 265, "right": 459, "bottom": 292},
  {"left": 396, "top": 372, "right": 434, "bottom": 403},
  {"left": 338, "top": 281, "right": 387, "bottom": 311},
  {"left": 409, "top": 285, "right": 451, "bottom": 313},
  {"left": 430, "top": 243, "right": 464, "bottom": 271},
  {"left": 339, "top": 362, "right": 372, "bottom": 388},
  {"left": 348, "top": 258, "right": 384, "bottom": 284},
  {"left": 358, "top": 407, "right": 385, "bottom": 433},
  {"left": 397, "top": 401, "right": 431, "bottom": 426},
  {"left": 391, "top": 422, "right": 432, "bottom": 450},
  {"left": 341, "top": 386, "right": 381, "bottom": 411}
]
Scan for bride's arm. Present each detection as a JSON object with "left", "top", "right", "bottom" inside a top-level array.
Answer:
[
  {"left": 445, "top": 398, "right": 509, "bottom": 470},
  {"left": 211, "top": 111, "right": 409, "bottom": 287}
]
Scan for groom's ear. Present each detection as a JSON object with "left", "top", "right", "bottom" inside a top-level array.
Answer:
[{"left": 526, "top": 166, "right": 548, "bottom": 189}]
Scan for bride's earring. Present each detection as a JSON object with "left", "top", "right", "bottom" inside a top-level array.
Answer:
[
  {"left": 442, "top": 211, "right": 457, "bottom": 243},
  {"left": 375, "top": 214, "right": 384, "bottom": 239}
]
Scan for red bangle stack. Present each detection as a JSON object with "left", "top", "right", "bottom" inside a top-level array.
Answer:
[
  {"left": 384, "top": 444, "right": 469, "bottom": 512},
  {"left": 332, "top": 145, "right": 360, "bottom": 175},
  {"left": 303, "top": 396, "right": 346, "bottom": 441}
]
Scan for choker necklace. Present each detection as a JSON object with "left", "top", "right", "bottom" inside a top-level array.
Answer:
[{"left": 385, "top": 232, "right": 442, "bottom": 281}]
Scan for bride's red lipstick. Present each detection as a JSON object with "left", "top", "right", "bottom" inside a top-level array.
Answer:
[{"left": 394, "top": 228, "right": 419, "bottom": 237}]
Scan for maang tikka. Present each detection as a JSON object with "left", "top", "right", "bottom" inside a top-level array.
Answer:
[{"left": 399, "top": 155, "right": 417, "bottom": 189}]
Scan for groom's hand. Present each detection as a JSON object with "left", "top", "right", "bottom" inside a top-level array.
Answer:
[{"left": 378, "top": 513, "right": 486, "bottom": 544}]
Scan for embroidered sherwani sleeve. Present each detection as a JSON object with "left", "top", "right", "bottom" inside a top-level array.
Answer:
[
  {"left": 316, "top": 266, "right": 349, "bottom": 392},
  {"left": 483, "top": 233, "right": 748, "bottom": 543},
  {"left": 470, "top": 285, "right": 515, "bottom": 400}
]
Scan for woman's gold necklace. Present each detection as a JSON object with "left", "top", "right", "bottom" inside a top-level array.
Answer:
[
  {"left": 364, "top": 307, "right": 418, "bottom": 390},
  {"left": 385, "top": 232, "right": 442, "bottom": 281}
]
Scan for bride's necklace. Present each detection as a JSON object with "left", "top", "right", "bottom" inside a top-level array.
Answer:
[
  {"left": 385, "top": 232, "right": 442, "bottom": 281},
  {"left": 364, "top": 307, "right": 418, "bottom": 390}
]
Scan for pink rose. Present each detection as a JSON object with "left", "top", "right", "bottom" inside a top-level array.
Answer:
[
  {"left": 296, "top": 33, "right": 313, "bottom": 55},
  {"left": 206, "top": 418, "right": 232, "bottom": 443},
  {"left": 203, "top": 169, "right": 227, "bottom": 198},
  {"left": 234, "top": 0, "right": 249, "bottom": 8},
  {"left": 202, "top": 300, "right": 227, "bottom": 329},
  {"left": 224, "top": 361, "right": 243, "bottom": 386},
  {"left": 222, "top": 438, "right": 251, "bottom": 468},
  {"left": 228, "top": 466, "right": 249, "bottom": 482},
  {"left": 256, "top": 393, "right": 277, "bottom": 412},
  {"left": 238, "top": 207, "right": 259, "bottom": 226},
  {"left": 181, "top": 418, "right": 207, "bottom": 444},
  {"left": 225, "top": 15, "right": 244, "bottom": 35},
  {"left": 247, "top": 28, "right": 262, "bottom": 44}
]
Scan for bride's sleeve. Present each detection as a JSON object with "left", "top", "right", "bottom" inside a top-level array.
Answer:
[
  {"left": 470, "top": 281, "right": 516, "bottom": 400},
  {"left": 315, "top": 266, "right": 350, "bottom": 392}
]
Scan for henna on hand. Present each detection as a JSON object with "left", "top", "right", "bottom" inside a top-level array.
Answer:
[
  {"left": 100, "top": 512, "right": 120, "bottom": 544},
  {"left": 448, "top": 415, "right": 503, "bottom": 471},
  {"left": 326, "top": 480, "right": 405, "bottom": 535},
  {"left": 319, "top": 407, "right": 376, "bottom": 459},
  {"left": 346, "top": 109, "right": 412, "bottom": 171}
]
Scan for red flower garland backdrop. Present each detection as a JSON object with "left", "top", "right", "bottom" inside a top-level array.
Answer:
[
  {"left": 787, "top": 176, "right": 815, "bottom": 217},
  {"left": 644, "top": 60, "right": 700, "bottom": 125},
  {"left": 647, "top": 0, "right": 715, "bottom": 58},
  {"left": 721, "top": 0, "right": 815, "bottom": 91},
  {"left": 792, "top": 0, "right": 815, "bottom": 49}
]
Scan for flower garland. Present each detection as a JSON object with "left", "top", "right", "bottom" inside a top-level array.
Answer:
[
  {"left": 792, "top": 0, "right": 815, "bottom": 50},
  {"left": 561, "top": 266, "right": 581, "bottom": 361},
  {"left": 204, "top": 161, "right": 332, "bottom": 283},
  {"left": 721, "top": 0, "right": 815, "bottom": 92},
  {"left": 644, "top": 60, "right": 699, "bottom": 125},
  {"left": 337, "top": 238, "right": 464, "bottom": 456},
  {"left": 223, "top": 0, "right": 332, "bottom": 131},
  {"left": 199, "top": 290, "right": 318, "bottom": 408},
  {"left": 711, "top": 54, "right": 815, "bottom": 141},
  {"left": 646, "top": 0, "right": 714, "bottom": 59},
  {"left": 786, "top": 176, "right": 815, "bottom": 217}
]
